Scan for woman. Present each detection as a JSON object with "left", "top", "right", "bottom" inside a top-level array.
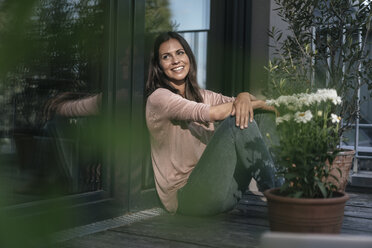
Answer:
[{"left": 145, "top": 31, "right": 279, "bottom": 216}]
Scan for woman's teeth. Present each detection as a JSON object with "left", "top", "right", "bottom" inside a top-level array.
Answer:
[{"left": 172, "top": 66, "right": 183, "bottom": 72}]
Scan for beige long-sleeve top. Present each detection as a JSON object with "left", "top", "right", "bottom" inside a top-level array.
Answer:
[
  {"left": 57, "top": 94, "right": 101, "bottom": 117},
  {"left": 146, "top": 88, "right": 234, "bottom": 213}
]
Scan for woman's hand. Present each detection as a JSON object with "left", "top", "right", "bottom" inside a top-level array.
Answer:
[{"left": 231, "top": 92, "right": 253, "bottom": 129}]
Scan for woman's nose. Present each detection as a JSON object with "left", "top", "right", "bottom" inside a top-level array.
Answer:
[{"left": 171, "top": 56, "right": 180, "bottom": 64}]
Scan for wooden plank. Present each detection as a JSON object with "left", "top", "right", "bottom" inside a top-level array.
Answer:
[
  {"left": 346, "top": 192, "right": 372, "bottom": 208},
  {"left": 112, "top": 214, "right": 267, "bottom": 248},
  {"left": 344, "top": 206, "right": 372, "bottom": 219},
  {"left": 56, "top": 230, "right": 210, "bottom": 248},
  {"left": 342, "top": 215, "right": 372, "bottom": 234},
  {"left": 238, "top": 198, "right": 267, "bottom": 207},
  {"left": 231, "top": 205, "right": 268, "bottom": 218}
]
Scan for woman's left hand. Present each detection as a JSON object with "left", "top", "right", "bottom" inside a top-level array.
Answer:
[{"left": 231, "top": 92, "right": 253, "bottom": 129}]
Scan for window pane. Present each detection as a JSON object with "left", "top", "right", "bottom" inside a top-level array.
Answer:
[
  {"left": 0, "top": 0, "right": 106, "bottom": 205},
  {"left": 169, "top": 0, "right": 210, "bottom": 31},
  {"left": 360, "top": 83, "right": 372, "bottom": 125},
  {"left": 180, "top": 32, "right": 208, "bottom": 88},
  {"left": 359, "top": 127, "right": 372, "bottom": 148}
]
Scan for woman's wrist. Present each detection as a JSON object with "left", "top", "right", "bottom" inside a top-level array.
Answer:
[
  {"left": 252, "top": 100, "right": 264, "bottom": 109},
  {"left": 209, "top": 102, "right": 233, "bottom": 121}
]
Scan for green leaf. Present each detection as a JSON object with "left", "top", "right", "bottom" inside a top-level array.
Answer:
[
  {"left": 317, "top": 181, "right": 327, "bottom": 198},
  {"left": 284, "top": 173, "right": 298, "bottom": 180},
  {"left": 335, "top": 167, "right": 342, "bottom": 177}
]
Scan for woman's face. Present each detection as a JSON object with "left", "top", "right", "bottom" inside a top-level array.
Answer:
[{"left": 158, "top": 38, "right": 190, "bottom": 86}]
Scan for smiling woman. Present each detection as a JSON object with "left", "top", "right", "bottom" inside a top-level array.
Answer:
[{"left": 145, "top": 31, "right": 281, "bottom": 216}]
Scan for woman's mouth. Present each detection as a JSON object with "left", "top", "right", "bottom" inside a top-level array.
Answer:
[{"left": 172, "top": 66, "right": 184, "bottom": 72}]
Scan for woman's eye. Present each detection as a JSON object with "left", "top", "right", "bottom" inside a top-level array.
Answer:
[
  {"left": 162, "top": 55, "right": 169, "bottom": 60},
  {"left": 177, "top": 50, "right": 185, "bottom": 55}
]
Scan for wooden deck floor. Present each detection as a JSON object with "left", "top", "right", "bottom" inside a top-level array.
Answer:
[{"left": 57, "top": 186, "right": 372, "bottom": 248}]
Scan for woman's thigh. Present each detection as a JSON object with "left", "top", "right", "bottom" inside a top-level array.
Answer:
[{"left": 177, "top": 117, "right": 239, "bottom": 215}]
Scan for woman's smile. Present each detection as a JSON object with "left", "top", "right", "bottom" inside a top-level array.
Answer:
[{"left": 172, "top": 66, "right": 184, "bottom": 72}]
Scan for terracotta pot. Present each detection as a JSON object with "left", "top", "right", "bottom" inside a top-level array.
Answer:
[
  {"left": 264, "top": 187, "right": 349, "bottom": 233},
  {"left": 328, "top": 149, "right": 355, "bottom": 192}
]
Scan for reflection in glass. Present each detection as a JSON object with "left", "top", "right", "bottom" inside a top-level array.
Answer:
[{"left": 0, "top": 0, "right": 106, "bottom": 205}]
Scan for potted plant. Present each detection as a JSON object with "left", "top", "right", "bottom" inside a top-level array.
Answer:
[
  {"left": 261, "top": 1, "right": 372, "bottom": 233},
  {"left": 264, "top": 89, "right": 350, "bottom": 233}
]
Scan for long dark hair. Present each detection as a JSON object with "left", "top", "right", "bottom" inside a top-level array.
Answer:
[{"left": 145, "top": 31, "right": 203, "bottom": 103}]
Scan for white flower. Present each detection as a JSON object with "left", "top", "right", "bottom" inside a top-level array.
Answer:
[
  {"left": 331, "top": 113, "right": 341, "bottom": 123},
  {"left": 317, "top": 110, "right": 323, "bottom": 117},
  {"left": 276, "top": 114, "right": 292, "bottom": 125},
  {"left": 267, "top": 88, "right": 341, "bottom": 110},
  {"left": 315, "top": 89, "right": 342, "bottom": 105},
  {"left": 334, "top": 96, "right": 342, "bottom": 105},
  {"left": 294, "top": 110, "right": 313, "bottom": 123},
  {"left": 275, "top": 117, "right": 284, "bottom": 125}
]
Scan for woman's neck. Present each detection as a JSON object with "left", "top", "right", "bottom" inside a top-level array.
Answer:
[{"left": 170, "top": 81, "right": 186, "bottom": 97}]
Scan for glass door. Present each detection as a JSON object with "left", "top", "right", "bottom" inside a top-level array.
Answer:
[
  {"left": 0, "top": 0, "right": 132, "bottom": 232},
  {"left": 0, "top": 0, "right": 107, "bottom": 206}
]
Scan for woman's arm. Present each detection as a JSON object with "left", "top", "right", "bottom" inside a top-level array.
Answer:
[
  {"left": 251, "top": 99, "right": 277, "bottom": 113},
  {"left": 209, "top": 102, "right": 234, "bottom": 121},
  {"left": 147, "top": 89, "right": 211, "bottom": 123},
  {"left": 44, "top": 92, "right": 100, "bottom": 121},
  {"left": 56, "top": 94, "right": 101, "bottom": 117}
]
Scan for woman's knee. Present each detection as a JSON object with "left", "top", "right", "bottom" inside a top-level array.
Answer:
[
  {"left": 217, "top": 116, "right": 236, "bottom": 129},
  {"left": 220, "top": 116, "right": 259, "bottom": 132}
]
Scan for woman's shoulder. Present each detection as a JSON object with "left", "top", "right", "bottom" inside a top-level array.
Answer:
[
  {"left": 147, "top": 88, "right": 179, "bottom": 107},
  {"left": 149, "top": 88, "right": 176, "bottom": 98},
  {"left": 199, "top": 88, "right": 234, "bottom": 105},
  {"left": 199, "top": 88, "right": 213, "bottom": 97},
  {"left": 148, "top": 88, "right": 171, "bottom": 100}
]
